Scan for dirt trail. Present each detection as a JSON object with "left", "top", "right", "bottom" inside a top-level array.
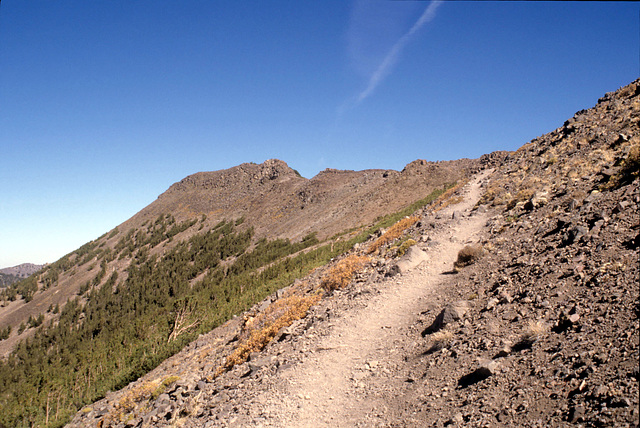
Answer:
[{"left": 252, "top": 170, "right": 493, "bottom": 427}]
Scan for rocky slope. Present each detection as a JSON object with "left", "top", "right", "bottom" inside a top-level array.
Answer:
[
  {"left": 125, "top": 157, "right": 479, "bottom": 242},
  {"left": 386, "top": 79, "right": 639, "bottom": 427},
  {"left": 69, "top": 79, "right": 638, "bottom": 427}
]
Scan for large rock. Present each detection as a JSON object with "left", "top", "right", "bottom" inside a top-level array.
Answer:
[
  {"left": 422, "top": 300, "right": 470, "bottom": 335},
  {"left": 395, "top": 246, "right": 429, "bottom": 273},
  {"left": 386, "top": 245, "right": 428, "bottom": 277}
]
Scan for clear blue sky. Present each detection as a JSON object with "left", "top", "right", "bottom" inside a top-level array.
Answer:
[{"left": 0, "top": 1, "right": 637, "bottom": 268}]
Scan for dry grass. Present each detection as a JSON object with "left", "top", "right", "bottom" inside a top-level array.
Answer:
[
  {"left": 603, "top": 142, "right": 640, "bottom": 189},
  {"left": 428, "top": 329, "right": 453, "bottom": 351},
  {"left": 506, "top": 188, "right": 536, "bottom": 209},
  {"left": 151, "top": 375, "right": 181, "bottom": 400},
  {"left": 215, "top": 292, "right": 321, "bottom": 376},
  {"left": 367, "top": 216, "right": 419, "bottom": 254},
  {"left": 520, "top": 320, "right": 549, "bottom": 345},
  {"left": 101, "top": 376, "right": 177, "bottom": 425},
  {"left": 320, "top": 255, "right": 371, "bottom": 292},
  {"left": 431, "top": 182, "right": 467, "bottom": 212}
]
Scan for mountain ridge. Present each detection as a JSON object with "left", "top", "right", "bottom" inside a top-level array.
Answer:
[{"left": 118, "top": 157, "right": 480, "bottom": 243}]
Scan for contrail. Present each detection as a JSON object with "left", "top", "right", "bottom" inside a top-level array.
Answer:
[{"left": 350, "top": 0, "right": 442, "bottom": 108}]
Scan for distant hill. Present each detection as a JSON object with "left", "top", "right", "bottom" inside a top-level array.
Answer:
[{"left": 0, "top": 263, "right": 44, "bottom": 287}]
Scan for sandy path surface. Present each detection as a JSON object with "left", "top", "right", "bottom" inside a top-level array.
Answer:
[{"left": 252, "top": 170, "right": 492, "bottom": 427}]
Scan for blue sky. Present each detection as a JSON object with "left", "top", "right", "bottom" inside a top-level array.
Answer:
[{"left": 0, "top": 1, "right": 637, "bottom": 268}]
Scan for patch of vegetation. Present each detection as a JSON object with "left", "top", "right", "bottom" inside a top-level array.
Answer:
[
  {"left": 427, "top": 329, "right": 453, "bottom": 352},
  {"left": 0, "top": 325, "right": 11, "bottom": 340},
  {"left": 431, "top": 181, "right": 466, "bottom": 211},
  {"left": 216, "top": 290, "right": 321, "bottom": 376},
  {"left": 395, "top": 238, "right": 417, "bottom": 257},
  {"left": 321, "top": 255, "right": 370, "bottom": 292},
  {"left": 518, "top": 320, "right": 549, "bottom": 347},
  {"left": 150, "top": 375, "right": 180, "bottom": 401},
  {"left": 0, "top": 221, "right": 332, "bottom": 428},
  {"left": 367, "top": 216, "right": 419, "bottom": 254},
  {"left": 453, "top": 244, "right": 484, "bottom": 271},
  {"left": 373, "top": 184, "right": 453, "bottom": 231},
  {"left": 602, "top": 143, "right": 640, "bottom": 190}
]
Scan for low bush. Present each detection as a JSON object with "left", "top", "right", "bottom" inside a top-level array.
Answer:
[
  {"left": 453, "top": 244, "right": 484, "bottom": 271},
  {"left": 428, "top": 329, "right": 453, "bottom": 351},
  {"left": 216, "top": 292, "right": 321, "bottom": 376},
  {"left": 520, "top": 320, "right": 549, "bottom": 345},
  {"left": 395, "top": 238, "right": 417, "bottom": 257},
  {"left": 367, "top": 216, "right": 419, "bottom": 254},
  {"left": 320, "top": 255, "right": 371, "bottom": 292}
]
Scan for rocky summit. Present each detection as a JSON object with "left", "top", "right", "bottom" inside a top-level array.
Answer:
[{"left": 64, "top": 79, "right": 638, "bottom": 428}]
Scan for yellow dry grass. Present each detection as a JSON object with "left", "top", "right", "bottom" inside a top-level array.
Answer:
[
  {"left": 215, "top": 292, "right": 321, "bottom": 376},
  {"left": 100, "top": 376, "right": 178, "bottom": 425},
  {"left": 521, "top": 320, "right": 549, "bottom": 344},
  {"left": 367, "top": 216, "right": 419, "bottom": 254},
  {"left": 430, "top": 329, "right": 453, "bottom": 347},
  {"left": 321, "top": 254, "right": 371, "bottom": 291},
  {"left": 431, "top": 182, "right": 467, "bottom": 212}
]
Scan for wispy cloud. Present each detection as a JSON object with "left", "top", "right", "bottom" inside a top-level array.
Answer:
[{"left": 341, "top": 0, "right": 442, "bottom": 112}]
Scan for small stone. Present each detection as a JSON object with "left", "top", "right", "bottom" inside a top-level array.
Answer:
[
  {"left": 569, "top": 404, "right": 586, "bottom": 423},
  {"left": 499, "top": 290, "right": 513, "bottom": 303},
  {"left": 451, "top": 412, "right": 464, "bottom": 423},
  {"left": 486, "top": 298, "right": 499, "bottom": 311},
  {"left": 422, "top": 301, "right": 470, "bottom": 335}
]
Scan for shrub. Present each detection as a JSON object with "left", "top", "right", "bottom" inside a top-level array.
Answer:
[
  {"left": 395, "top": 238, "right": 417, "bottom": 257},
  {"left": 151, "top": 375, "right": 180, "bottom": 400},
  {"left": 506, "top": 188, "right": 536, "bottom": 210},
  {"left": 520, "top": 320, "right": 549, "bottom": 345},
  {"left": 453, "top": 244, "right": 484, "bottom": 271},
  {"left": 216, "top": 292, "right": 321, "bottom": 376},
  {"left": 428, "top": 329, "right": 453, "bottom": 351},
  {"left": 0, "top": 325, "right": 11, "bottom": 340},
  {"left": 321, "top": 255, "right": 371, "bottom": 292},
  {"left": 367, "top": 216, "right": 419, "bottom": 254},
  {"left": 603, "top": 143, "right": 640, "bottom": 189}
]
